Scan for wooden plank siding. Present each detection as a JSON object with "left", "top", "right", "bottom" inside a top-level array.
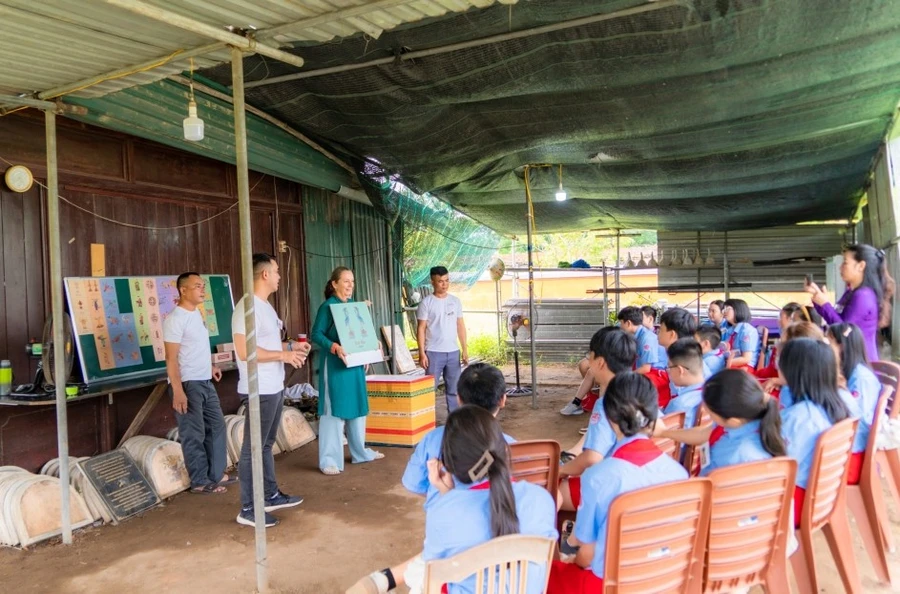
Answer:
[{"left": 0, "top": 112, "right": 312, "bottom": 471}]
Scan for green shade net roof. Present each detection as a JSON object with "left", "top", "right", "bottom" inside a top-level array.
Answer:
[{"left": 201, "top": 0, "right": 900, "bottom": 236}]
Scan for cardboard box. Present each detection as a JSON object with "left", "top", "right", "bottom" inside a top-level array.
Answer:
[
  {"left": 212, "top": 352, "right": 233, "bottom": 364},
  {"left": 216, "top": 343, "right": 235, "bottom": 354}
]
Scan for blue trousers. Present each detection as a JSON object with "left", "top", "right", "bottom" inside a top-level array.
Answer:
[
  {"left": 173, "top": 380, "right": 227, "bottom": 489},
  {"left": 318, "top": 366, "right": 378, "bottom": 471},
  {"left": 426, "top": 350, "right": 462, "bottom": 413}
]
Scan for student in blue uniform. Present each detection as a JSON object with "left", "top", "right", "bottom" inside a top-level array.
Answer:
[
  {"left": 779, "top": 339, "right": 851, "bottom": 527},
  {"left": 402, "top": 363, "right": 513, "bottom": 502},
  {"left": 723, "top": 299, "right": 760, "bottom": 371},
  {"left": 654, "top": 308, "right": 710, "bottom": 407},
  {"left": 641, "top": 305, "right": 669, "bottom": 369},
  {"left": 558, "top": 328, "right": 636, "bottom": 512},
  {"left": 699, "top": 369, "right": 785, "bottom": 476},
  {"left": 826, "top": 323, "right": 881, "bottom": 485},
  {"left": 348, "top": 406, "right": 557, "bottom": 594},
  {"left": 696, "top": 325, "right": 726, "bottom": 376},
  {"left": 618, "top": 306, "right": 658, "bottom": 374},
  {"left": 709, "top": 299, "right": 730, "bottom": 341},
  {"left": 547, "top": 373, "right": 689, "bottom": 593},
  {"left": 761, "top": 321, "right": 826, "bottom": 407},
  {"left": 662, "top": 338, "right": 706, "bottom": 428}
]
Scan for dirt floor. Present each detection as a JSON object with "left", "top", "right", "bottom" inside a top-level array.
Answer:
[{"left": 1, "top": 364, "right": 899, "bottom": 593}]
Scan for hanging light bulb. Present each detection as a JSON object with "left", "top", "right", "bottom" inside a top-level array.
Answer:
[
  {"left": 183, "top": 58, "right": 204, "bottom": 141},
  {"left": 555, "top": 163, "right": 567, "bottom": 201}
]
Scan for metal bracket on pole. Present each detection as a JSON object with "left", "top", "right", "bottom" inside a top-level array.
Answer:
[
  {"left": 231, "top": 45, "right": 269, "bottom": 593},
  {"left": 0, "top": 95, "right": 88, "bottom": 116}
]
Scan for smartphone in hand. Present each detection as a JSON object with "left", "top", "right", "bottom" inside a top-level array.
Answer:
[{"left": 804, "top": 273, "right": 813, "bottom": 287}]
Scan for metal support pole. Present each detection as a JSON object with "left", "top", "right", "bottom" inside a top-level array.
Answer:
[
  {"left": 724, "top": 232, "right": 730, "bottom": 300},
  {"left": 525, "top": 197, "right": 538, "bottom": 409},
  {"left": 696, "top": 231, "right": 701, "bottom": 319},
  {"left": 232, "top": 46, "right": 269, "bottom": 593},
  {"left": 602, "top": 261, "right": 609, "bottom": 326},
  {"left": 496, "top": 279, "right": 502, "bottom": 347},
  {"left": 387, "top": 221, "right": 397, "bottom": 374},
  {"left": 46, "top": 110, "right": 72, "bottom": 544},
  {"left": 615, "top": 231, "right": 621, "bottom": 313}
]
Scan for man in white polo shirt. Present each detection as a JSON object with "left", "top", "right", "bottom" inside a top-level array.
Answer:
[
  {"left": 232, "top": 253, "right": 310, "bottom": 527},
  {"left": 164, "top": 272, "right": 230, "bottom": 494},
  {"left": 417, "top": 266, "right": 468, "bottom": 414}
]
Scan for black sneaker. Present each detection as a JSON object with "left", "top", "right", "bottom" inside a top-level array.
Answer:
[
  {"left": 236, "top": 508, "right": 278, "bottom": 527},
  {"left": 264, "top": 490, "right": 303, "bottom": 512}
]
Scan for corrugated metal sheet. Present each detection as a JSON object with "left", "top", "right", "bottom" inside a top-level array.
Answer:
[
  {"left": 658, "top": 227, "right": 846, "bottom": 293},
  {"left": 0, "top": 0, "right": 516, "bottom": 99},
  {"left": 303, "top": 188, "right": 403, "bottom": 376},
  {"left": 63, "top": 79, "right": 350, "bottom": 191}
]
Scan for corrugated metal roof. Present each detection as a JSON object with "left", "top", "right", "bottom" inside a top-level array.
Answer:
[{"left": 0, "top": 0, "right": 517, "bottom": 99}]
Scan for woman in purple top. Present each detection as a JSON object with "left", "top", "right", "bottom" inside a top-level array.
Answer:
[{"left": 805, "top": 244, "right": 894, "bottom": 362}]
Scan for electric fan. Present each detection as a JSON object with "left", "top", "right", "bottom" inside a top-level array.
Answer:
[{"left": 505, "top": 307, "right": 536, "bottom": 397}]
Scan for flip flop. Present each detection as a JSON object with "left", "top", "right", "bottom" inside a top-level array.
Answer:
[
  {"left": 191, "top": 483, "right": 227, "bottom": 494},
  {"left": 370, "top": 451, "right": 385, "bottom": 460},
  {"left": 218, "top": 474, "right": 239, "bottom": 486},
  {"left": 321, "top": 466, "right": 341, "bottom": 476}
]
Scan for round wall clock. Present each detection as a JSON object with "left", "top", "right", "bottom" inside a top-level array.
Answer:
[{"left": 4, "top": 165, "right": 34, "bottom": 193}]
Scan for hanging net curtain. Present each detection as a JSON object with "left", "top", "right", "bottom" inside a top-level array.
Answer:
[{"left": 360, "top": 162, "right": 501, "bottom": 290}]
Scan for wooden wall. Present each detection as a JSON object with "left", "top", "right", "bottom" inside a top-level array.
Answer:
[{"left": 0, "top": 112, "right": 312, "bottom": 471}]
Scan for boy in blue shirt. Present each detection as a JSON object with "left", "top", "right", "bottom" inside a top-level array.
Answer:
[
  {"left": 618, "top": 306, "right": 658, "bottom": 374},
  {"left": 401, "top": 362, "right": 513, "bottom": 499},
  {"left": 662, "top": 338, "right": 706, "bottom": 428},
  {"left": 696, "top": 325, "right": 726, "bottom": 376}
]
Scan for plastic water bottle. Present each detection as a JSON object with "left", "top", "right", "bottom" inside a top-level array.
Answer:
[{"left": 0, "top": 360, "right": 11, "bottom": 396}]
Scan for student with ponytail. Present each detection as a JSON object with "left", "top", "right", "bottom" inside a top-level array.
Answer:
[
  {"left": 826, "top": 323, "right": 880, "bottom": 484},
  {"left": 547, "top": 373, "right": 688, "bottom": 593},
  {"left": 347, "top": 406, "right": 556, "bottom": 594},
  {"left": 756, "top": 302, "right": 804, "bottom": 379},
  {"left": 699, "top": 370, "right": 785, "bottom": 476},
  {"left": 778, "top": 339, "right": 852, "bottom": 527},
  {"left": 762, "top": 321, "right": 826, "bottom": 406}
]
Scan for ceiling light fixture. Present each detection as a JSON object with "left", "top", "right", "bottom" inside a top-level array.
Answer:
[
  {"left": 183, "top": 57, "right": 204, "bottom": 142},
  {"left": 555, "top": 164, "right": 567, "bottom": 201}
]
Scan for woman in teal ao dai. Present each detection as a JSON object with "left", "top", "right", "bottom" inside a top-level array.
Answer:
[{"left": 312, "top": 266, "right": 384, "bottom": 475}]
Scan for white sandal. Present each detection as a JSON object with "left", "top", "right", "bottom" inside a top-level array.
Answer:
[
  {"left": 370, "top": 451, "right": 385, "bottom": 460},
  {"left": 321, "top": 466, "right": 341, "bottom": 476}
]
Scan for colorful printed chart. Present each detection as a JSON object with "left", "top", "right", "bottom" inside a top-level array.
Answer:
[{"left": 65, "top": 275, "right": 234, "bottom": 384}]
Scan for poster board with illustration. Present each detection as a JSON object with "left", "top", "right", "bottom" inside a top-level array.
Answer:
[
  {"left": 330, "top": 301, "right": 382, "bottom": 367},
  {"left": 381, "top": 325, "right": 417, "bottom": 373},
  {"left": 65, "top": 275, "right": 234, "bottom": 384}
]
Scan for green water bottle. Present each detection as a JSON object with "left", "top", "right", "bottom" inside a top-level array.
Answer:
[{"left": 0, "top": 360, "right": 11, "bottom": 396}]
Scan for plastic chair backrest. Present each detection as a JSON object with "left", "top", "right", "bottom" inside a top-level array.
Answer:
[
  {"left": 801, "top": 418, "right": 858, "bottom": 532},
  {"left": 604, "top": 478, "right": 712, "bottom": 593},
  {"left": 862, "top": 386, "right": 892, "bottom": 484},
  {"left": 871, "top": 360, "right": 900, "bottom": 417},
  {"left": 422, "top": 534, "right": 556, "bottom": 594},
  {"left": 705, "top": 458, "right": 797, "bottom": 592},
  {"left": 653, "top": 411, "right": 686, "bottom": 461},
  {"left": 756, "top": 326, "right": 770, "bottom": 372},
  {"left": 509, "top": 440, "right": 560, "bottom": 499},
  {"left": 684, "top": 405, "right": 713, "bottom": 476}
]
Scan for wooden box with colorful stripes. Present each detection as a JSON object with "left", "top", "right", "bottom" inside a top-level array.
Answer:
[{"left": 365, "top": 375, "right": 436, "bottom": 447}]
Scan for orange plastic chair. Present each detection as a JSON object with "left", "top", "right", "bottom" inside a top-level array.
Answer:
[
  {"left": 755, "top": 326, "right": 770, "bottom": 373},
  {"left": 423, "top": 534, "right": 556, "bottom": 594},
  {"left": 845, "top": 386, "right": 894, "bottom": 585},
  {"left": 790, "top": 418, "right": 862, "bottom": 594},
  {"left": 603, "top": 478, "right": 712, "bottom": 593},
  {"left": 509, "top": 440, "right": 560, "bottom": 500},
  {"left": 653, "top": 411, "right": 686, "bottom": 461},
  {"left": 683, "top": 406, "right": 713, "bottom": 476},
  {"left": 871, "top": 361, "right": 900, "bottom": 515},
  {"left": 705, "top": 458, "right": 797, "bottom": 593}
]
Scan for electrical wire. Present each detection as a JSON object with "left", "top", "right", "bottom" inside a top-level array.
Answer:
[{"left": 0, "top": 154, "right": 265, "bottom": 230}]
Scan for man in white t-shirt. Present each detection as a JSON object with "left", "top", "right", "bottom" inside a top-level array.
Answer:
[
  {"left": 416, "top": 266, "right": 468, "bottom": 413},
  {"left": 163, "top": 272, "right": 229, "bottom": 494},
  {"left": 232, "top": 253, "right": 310, "bottom": 528}
]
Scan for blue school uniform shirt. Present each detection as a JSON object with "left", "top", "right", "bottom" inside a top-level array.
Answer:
[
  {"left": 402, "top": 425, "right": 516, "bottom": 502},
  {"left": 423, "top": 480, "right": 558, "bottom": 594},
  {"left": 670, "top": 363, "right": 712, "bottom": 399},
  {"left": 700, "top": 419, "right": 772, "bottom": 477},
  {"left": 703, "top": 349, "right": 726, "bottom": 376},
  {"left": 574, "top": 435, "right": 689, "bottom": 579},
  {"left": 731, "top": 322, "right": 760, "bottom": 368},
  {"left": 847, "top": 364, "right": 881, "bottom": 453},
  {"left": 583, "top": 398, "right": 617, "bottom": 457},
  {"left": 634, "top": 326, "right": 659, "bottom": 369},
  {"left": 655, "top": 345, "right": 669, "bottom": 370},
  {"left": 781, "top": 400, "right": 834, "bottom": 489},
  {"left": 663, "top": 382, "right": 705, "bottom": 428},
  {"left": 720, "top": 321, "right": 733, "bottom": 342}
]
